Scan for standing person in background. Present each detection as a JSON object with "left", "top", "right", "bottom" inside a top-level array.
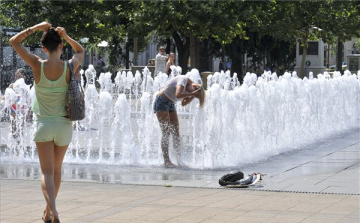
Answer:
[
  {"left": 98, "top": 57, "right": 105, "bottom": 67},
  {"left": 129, "top": 58, "right": 134, "bottom": 68},
  {"left": 226, "top": 58, "right": 232, "bottom": 71},
  {"left": 154, "top": 46, "right": 168, "bottom": 76},
  {"left": 8, "top": 68, "right": 27, "bottom": 88},
  {"left": 219, "top": 59, "right": 224, "bottom": 72},
  {"left": 98, "top": 57, "right": 106, "bottom": 72},
  {"left": 14, "top": 68, "right": 26, "bottom": 82},
  {"left": 9, "top": 21, "right": 84, "bottom": 223},
  {"left": 147, "top": 59, "right": 152, "bottom": 66},
  {"left": 4, "top": 68, "right": 28, "bottom": 138},
  {"left": 165, "top": 52, "right": 175, "bottom": 75}
]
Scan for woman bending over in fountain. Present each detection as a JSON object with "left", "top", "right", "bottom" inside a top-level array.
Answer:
[
  {"left": 154, "top": 75, "right": 205, "bottom": 168},
  {"left": 10, "top": 22, "right": 84, "bottom": 223}
]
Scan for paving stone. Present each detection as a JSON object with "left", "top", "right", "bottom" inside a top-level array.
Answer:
[{"left": 1, "top": 129, "right": 359, "bottom": 223}]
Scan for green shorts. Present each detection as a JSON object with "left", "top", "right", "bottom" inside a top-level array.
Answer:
[{"left": 33, "top": 116, "right": 73, "bottom": 146}]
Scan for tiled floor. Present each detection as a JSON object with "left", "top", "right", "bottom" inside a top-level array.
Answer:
[
  {"left": 0, "top": 129, "right": 359, "bottom": 222},
  {"left": 1, "top": 180, "right": 359, "bottom": 223}
]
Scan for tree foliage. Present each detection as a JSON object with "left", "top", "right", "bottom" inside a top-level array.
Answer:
[
  {"left": 355, "top": 39, "right": 360, "bottom": 53},
  {"left": 132, "top": 0, "right": 247, "bottom": 72},
  {"left": 1, "top": 0, "right": 360, "bottom": 76}
]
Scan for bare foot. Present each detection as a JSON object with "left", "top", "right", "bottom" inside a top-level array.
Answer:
[
  {"left": 42, "top": 210, "right": 51, "bottom": 222},
  {"left": 164, "top": 162, "right": 177, "bottom": 168}
]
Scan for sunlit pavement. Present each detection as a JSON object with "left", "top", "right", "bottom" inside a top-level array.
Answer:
[{"left": 1, "top": 128, "right": 359, "bottom": 222}]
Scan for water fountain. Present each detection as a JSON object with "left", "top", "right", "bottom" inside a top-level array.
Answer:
[{"left": 1, "top": 66, "right": 359, "bottom": 169}]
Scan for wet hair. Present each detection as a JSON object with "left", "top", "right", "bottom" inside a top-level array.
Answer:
[
  {"left": 194, "top": 84, "right": 206, "bottom": 108},
  {"left": 41, "top": 28, "right": 62, "bottom": 52}
]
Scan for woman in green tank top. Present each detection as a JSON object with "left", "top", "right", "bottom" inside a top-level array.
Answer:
[{"left": 10, "top": 22, "right": 84, "bottom": 223}]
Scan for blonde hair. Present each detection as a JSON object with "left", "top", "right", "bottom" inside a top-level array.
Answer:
[{"left": 195, "top": 84, "right": 206, "bottom": 108}]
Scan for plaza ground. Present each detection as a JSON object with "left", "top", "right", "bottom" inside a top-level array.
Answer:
[{"left": 1, "top": 128, "right": 359, "bottom": 223}]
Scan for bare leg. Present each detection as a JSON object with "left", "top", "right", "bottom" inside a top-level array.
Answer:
[
  {"left": 36, "top": 142, "right": 57, "bottom": 219},
  {"left": 42, "top": 144, "right": 69, "bottom": 221},
  {"left": 156, "top": 111, "right": 176, "bottom": 167},
  {"left": 11, "top": 119, "right": 18, "bottom": 138},
  {"left": 169, "top": 111, "right": 182, "bottom": 165}
]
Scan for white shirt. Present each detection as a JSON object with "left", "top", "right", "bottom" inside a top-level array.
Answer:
[
  {"left": 154, "top": 53, "right": 167, "bottom": 76},
  {"left": 162, "top": 76, "right": 188, "bottom": 103}
]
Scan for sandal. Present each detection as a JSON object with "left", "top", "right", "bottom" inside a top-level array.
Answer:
[
  {"left": 50, "top": 212, "right": 61, "bottom": 223},
  {"left": 52, "top": 219, "right": 61, "bottom": 223},
  {"left": 42, "top": 217, "right": 51, "bottom": 223}
]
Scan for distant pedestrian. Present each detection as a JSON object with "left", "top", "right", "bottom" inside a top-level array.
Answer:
[
  {"left": 226, "top": 58, "right": 232, "bottom": 71},
  {"left": 8, "top": 68, "right": 26, "bottom": 88},
  {"left": 98, "top": 57, "right": 105, "bottom": 67},
  {"left": 165, "top": 52, "right": 175, "bottom": 75},
  {"left": 219, "top": 59, "right": 224, "bottom": 72},
  {"left": 154, "top": 46, "right": 168, "bottom": 76},
  {"left": 147, "top": 59, "right": 154, "bottom": 66},
  {"left": 2, "top": 68, "right": 28, "bottom": 138},
  {"left": 10, "top": 21, "right": 84, "bottom": 223}
]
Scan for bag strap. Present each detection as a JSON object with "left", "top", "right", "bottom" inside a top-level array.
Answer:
[
  {"left": 67, "top": 60, "right": 85, "bottom": 95},
  {"left": 67, "top": 60, "right": 76, "bottom": 81}
]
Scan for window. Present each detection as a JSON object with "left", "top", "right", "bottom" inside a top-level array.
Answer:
[{"left": 299, "top": 42, "right": 319, "bottom": 55}]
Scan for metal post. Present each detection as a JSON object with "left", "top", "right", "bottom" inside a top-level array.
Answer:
[
  {"left": 305, "top": 60, "right": 311, "bottom": 78},
  {"left": 134, "top": 38, "right": 138, "bottom": 66},
  {"left": 327, "top": 44, "right": 330, "bottom": 68}
]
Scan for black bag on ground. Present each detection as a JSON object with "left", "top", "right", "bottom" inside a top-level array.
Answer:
[{"left": 219, "top": 171, "right": 244, "bottom": 186}]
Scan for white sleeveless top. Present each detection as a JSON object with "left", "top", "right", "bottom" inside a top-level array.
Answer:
[{"left": 162, "top": 76, "right": 188, "bottom": 102}]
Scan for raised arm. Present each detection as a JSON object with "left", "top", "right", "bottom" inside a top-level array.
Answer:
[
  {"left": 9, "top": 22, "right": 52, "bottom": 68},
  {"left": 162, "top": 54, "right": 169, "bottom": 61},
  {"left": 55, "top": 27, "right": 84, "bottom": 71}
]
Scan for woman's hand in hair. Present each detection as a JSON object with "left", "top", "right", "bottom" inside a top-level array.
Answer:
[
  {"left": 190, "top": 87, "right": 201, "bottom": 97},
  {"left": 34, "top": 22, "right": 52, "bottom": 32},
  {"left": 54, "top": 27, "right": 68, "bottom": 39},
  {"left": 181, "top": 96, "right": 195, "bottom": 106}
]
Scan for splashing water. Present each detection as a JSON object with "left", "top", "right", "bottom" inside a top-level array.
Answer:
[{"left": 1, "top": 67, "right": 359, "bottom": 169}]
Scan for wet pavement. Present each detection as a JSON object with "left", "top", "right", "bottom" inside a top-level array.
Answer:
[
  {"left": 1, "top": 127, "right": 359, "bottom": 195},
  {"left": 1, "top": 128, "right": 359, "bottom": 223}
]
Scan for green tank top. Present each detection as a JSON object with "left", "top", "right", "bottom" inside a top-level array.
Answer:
[{"left": 32, "top": 61, "right": 68, "bottom": 117}]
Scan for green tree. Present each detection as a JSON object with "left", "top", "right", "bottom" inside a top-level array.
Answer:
[
  {"left": 252, "top": 1, "right": 327, "bottom": 78},
  {"left": 317, "top": 1, "right": 360, "bottom": 73},
  {"left": 134, "top": 0, "right": 246, "bottom": 73},
  {"left": 255, "top": 1, "right": 360, "bottom": 77},
  {"left": 0, "top": 0, "right": 147, "bottom": 69},
  {"left": 245, "top": 33, "right": 296, "bottom": 74},
  {"left": 1, "top": 1, "right": 110, "bottom": 44},
  {"left": 355, "top": 39, "right": 360, "bottom": 52}
]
